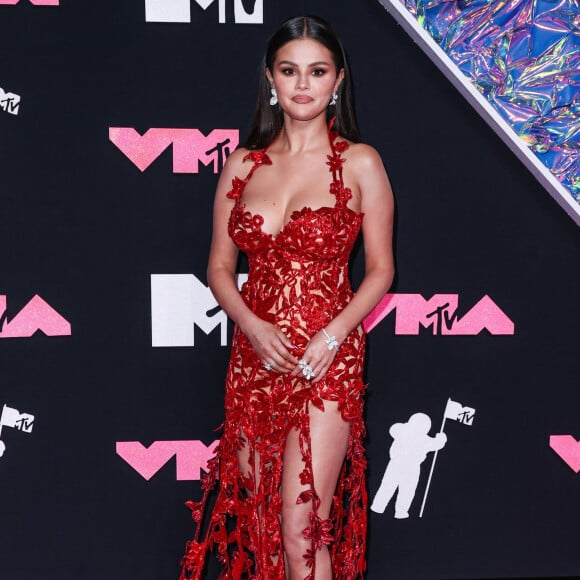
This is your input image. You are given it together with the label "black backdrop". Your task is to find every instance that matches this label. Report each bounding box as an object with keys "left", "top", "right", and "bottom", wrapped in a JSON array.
[{"left": 1, "top": 1, "right": 579, "bottom": 579}]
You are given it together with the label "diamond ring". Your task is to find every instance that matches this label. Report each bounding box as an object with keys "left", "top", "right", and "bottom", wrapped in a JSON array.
[{"left": 299, "top": 359, "right": 315, "bottom": 380}]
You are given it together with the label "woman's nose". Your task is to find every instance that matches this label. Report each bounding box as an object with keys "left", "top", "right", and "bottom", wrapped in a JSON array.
[{"left": 296, "top": 75, "right": 309, "bottom": 90}]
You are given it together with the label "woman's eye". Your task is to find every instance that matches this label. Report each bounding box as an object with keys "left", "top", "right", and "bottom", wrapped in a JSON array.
[
  {"left": 312, "top": 68, "right": 327, "bottom": 76},
  {"left": 281, "top": 68, "right": 295, "bottom": 75}
]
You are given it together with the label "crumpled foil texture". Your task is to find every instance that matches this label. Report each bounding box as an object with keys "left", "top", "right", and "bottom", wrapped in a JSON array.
[{"left": 399, "top": 0, "right": 579, "bottom": 203}]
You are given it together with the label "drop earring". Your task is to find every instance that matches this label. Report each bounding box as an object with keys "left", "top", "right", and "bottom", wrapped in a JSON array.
[
  {"left": 329, "top": 92, "right": 338, "bottom": 106},
  {"left": 269, "top": 88, "right": 278, "bottom": 106}
]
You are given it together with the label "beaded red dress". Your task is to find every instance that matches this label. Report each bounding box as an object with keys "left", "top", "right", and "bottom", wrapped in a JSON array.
[{"left": 180, "top": 127, "right": 368, "bottom": 580}]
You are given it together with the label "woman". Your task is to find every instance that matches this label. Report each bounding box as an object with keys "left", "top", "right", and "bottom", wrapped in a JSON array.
[{"left": 180, "top": 15, "right": 394, "bottom": 580}]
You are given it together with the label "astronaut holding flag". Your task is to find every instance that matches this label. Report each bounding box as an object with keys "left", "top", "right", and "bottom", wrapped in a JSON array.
[
  {"left": 371, "top": 398, "right": 476, "bottom": 519},
  {"left": 370, "top": 412, "right": 447, "bottom": 519},
  {"left": 0, "top": 404, "right": 35, "bottom": 458}
]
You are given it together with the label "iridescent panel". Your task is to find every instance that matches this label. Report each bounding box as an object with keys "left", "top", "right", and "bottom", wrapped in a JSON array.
[{"left": 379, "top": 0, "right": 580, "bottom": 221}]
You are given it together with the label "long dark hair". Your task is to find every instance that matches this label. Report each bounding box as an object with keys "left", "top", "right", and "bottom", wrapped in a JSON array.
[{"left": 244, "top": 15, "right": 360, "bottom": 149}]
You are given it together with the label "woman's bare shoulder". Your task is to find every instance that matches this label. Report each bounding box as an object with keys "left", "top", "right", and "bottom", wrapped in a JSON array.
[
  {"left": 343, "top": 142, "right": 384, "bottom": 170},
  {"left": 217, "top": 147, "right": 262, "bottom": 189},
  {"left": 214, "top": 147, "right": 256, "bottom": 200},
  {"left": 340, "top": 142, "right": 387, "bottom": 192},
  {"left": 223, "top": 146, "right": 252, "bottom": 174}
]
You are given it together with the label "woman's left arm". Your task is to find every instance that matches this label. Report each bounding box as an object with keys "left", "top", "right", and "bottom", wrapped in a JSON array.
[{"left": 296, "top": 144, "right": 395, "bottom": 382}]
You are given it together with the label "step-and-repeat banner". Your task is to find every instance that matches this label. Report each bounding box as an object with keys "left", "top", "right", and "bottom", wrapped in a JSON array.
[{"left": 1, "top": 1, "right": 579, "bottom": 579}]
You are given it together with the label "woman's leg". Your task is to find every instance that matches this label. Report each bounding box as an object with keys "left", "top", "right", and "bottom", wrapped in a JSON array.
[{"left": 281, "top": 400, "right": 350, "bottom": 579}]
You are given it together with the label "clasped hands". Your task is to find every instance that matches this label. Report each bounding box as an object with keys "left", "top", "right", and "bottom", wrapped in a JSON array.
[{"left": 245, "top": 319, "right": 339, "bottom": 383}]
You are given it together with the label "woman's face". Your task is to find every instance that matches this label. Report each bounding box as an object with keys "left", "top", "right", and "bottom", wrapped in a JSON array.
[{"left": 266, "top": 37, "right": 344, "bottom": 122}]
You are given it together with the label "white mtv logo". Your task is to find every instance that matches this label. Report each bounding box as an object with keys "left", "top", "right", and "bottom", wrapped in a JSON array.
[
  {"left": 151, "top": 274, "right": 247, "bottom": 347},
  {"left": 0, "top": 86, "right": 21, "bottom": 116},
  {"left": 145, "top": 0, "right": 263, "bottom": 23}
]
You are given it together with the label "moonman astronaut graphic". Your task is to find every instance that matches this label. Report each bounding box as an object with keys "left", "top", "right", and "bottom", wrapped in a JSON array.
[{"left": 371, "top": 412, "right": 447, "bottom": 518}]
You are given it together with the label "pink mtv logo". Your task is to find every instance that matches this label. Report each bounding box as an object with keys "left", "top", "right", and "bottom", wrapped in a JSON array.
[
  {"left": 0, "top": 295, "right": 71, "bottom": 338},
  {"left": 109, "top": 128, "right": 239, "bottom": 173},
  {"left": 116, "top": 440, "right": 218, "bottom": 481},
  {"left": 549, "top": 435, "right": 580, "bottom": 473},
  {"left": 363, "top": 294, "right": 514, "bottom": 335},
  {"left": 0, "top": 1, "right": 59, "bottom": 5}
]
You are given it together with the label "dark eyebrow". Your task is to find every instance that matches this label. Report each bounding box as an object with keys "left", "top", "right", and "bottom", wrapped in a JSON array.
[{"left": 277, "top": 60, "right": 332, "bottom": 67}]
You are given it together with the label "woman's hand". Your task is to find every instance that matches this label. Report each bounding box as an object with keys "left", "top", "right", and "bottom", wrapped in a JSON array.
[
  {"left": 291, "top": 330, "right": 339, "bottom": 383},
  {"left": 242, "top": 318, "right": 299, "bottom": 373}
]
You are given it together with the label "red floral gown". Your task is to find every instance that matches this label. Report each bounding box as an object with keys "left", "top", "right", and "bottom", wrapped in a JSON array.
[{"left": 180, "top": 128, "right": 368, "bottom": 579}]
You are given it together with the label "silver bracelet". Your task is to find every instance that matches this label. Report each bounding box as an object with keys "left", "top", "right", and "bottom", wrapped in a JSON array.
[{"left": 322, "top": 328, "right": 339, "bottom": 351}]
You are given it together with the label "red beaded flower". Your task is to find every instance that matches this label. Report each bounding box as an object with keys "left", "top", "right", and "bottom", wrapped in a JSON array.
[{"left": 302, "top": 512, "right": 334, "bottom": 551}]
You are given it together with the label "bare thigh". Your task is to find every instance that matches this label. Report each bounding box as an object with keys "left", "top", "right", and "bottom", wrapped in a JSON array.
[{"left": 281, "top": 401, "right": 350, "bottom": 561}]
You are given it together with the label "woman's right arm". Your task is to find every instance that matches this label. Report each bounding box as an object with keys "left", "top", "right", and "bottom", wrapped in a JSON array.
[
  {"left": 207, "top": 148, "right": 254, "bottom": 331},
  {"left": 207, "top": 149, "right": 298, "bottom": 372}
]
